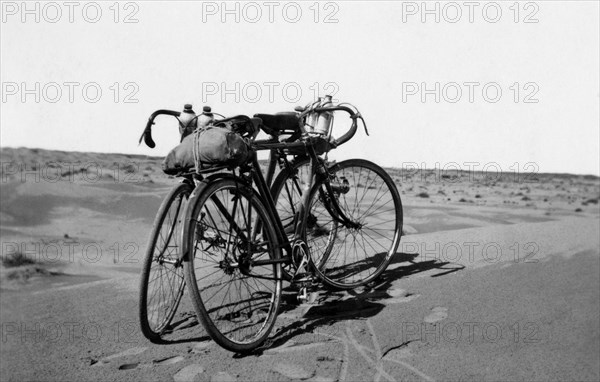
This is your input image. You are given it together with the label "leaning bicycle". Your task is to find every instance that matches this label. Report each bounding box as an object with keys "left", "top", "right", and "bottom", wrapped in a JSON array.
[
  {"left": 137, "top": 107, "right": 262, "bottom": 342},
  {"left": 179, "top": 97, "right": 403, "bottom": 352}
]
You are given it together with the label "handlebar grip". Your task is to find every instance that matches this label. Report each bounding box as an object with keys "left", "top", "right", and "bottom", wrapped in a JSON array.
[
  {"left": 333, "top": 119, "right": 358, "bottom": 147},
  {"left": 139, "top": 109, "right": 181, "bottom": 149},
  {"left": 140, "top": 119, "right": 156, "bottom": 148},
  {"left": 313, "top": 105, "right": 355, "bottom": 115},
  {"left": 312, "top": 105, "right": 361, "bottom": 147}
]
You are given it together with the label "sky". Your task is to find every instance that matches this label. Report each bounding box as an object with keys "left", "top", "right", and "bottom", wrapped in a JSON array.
[{"left": 1, "top": 0, "right": 599, "bottom": 175}]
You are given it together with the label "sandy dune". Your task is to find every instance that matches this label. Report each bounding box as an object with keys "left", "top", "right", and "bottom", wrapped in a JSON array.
[{"left": 1, "top": 147, "right": 599, "bottom": 381}]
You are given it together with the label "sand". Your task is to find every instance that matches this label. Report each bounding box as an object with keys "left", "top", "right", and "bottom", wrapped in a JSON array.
[{"left": 1, "top": 147, "right": 598, "bottom": 381}]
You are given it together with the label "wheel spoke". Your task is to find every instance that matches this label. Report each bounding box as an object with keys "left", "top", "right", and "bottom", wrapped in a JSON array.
[
  {"left": 140, "top": 184, "right": 190, "bottom": 339},
  {"left": 310, "top": 160, "right": 402, "bottom": 288},
  {"left": 185, "top": 180, "right": 281, "bottom": 351}
]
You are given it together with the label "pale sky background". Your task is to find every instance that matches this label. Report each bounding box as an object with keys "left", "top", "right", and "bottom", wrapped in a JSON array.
[{"left": 1, "top": 0, "right": 599, "bottom": 175}]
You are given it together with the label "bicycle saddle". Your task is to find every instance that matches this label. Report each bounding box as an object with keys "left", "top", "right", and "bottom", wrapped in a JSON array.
[
  {"left": 211, "top": 115, "right": 262, "bottom": 138},
  {"left": 253, "top": 112, "right": 300, "bottom": 136}
]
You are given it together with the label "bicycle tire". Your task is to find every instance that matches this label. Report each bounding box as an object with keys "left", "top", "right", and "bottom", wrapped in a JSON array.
[
  {"left": 139, "top": 181, "right": 191, "bottom": 342},
  {"left": 309, "top": 159, "right": 403, "bottom": 289},
  {"left": 183, "top": 178, "right": 282, "bottom": 352}
]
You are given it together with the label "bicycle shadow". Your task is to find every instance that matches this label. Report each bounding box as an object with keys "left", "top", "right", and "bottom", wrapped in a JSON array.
[
  {"left": 316, "top": 251, "right": 464, "bottom": 283},
  {"left": 147, "top": 311, "right": 212, "bottom": 345},
  {"left": 236, "top": 251, "right": 465, "bottom": 357},
  {"left": 155, "top": 252, "right": 465, "bottom": 348}
]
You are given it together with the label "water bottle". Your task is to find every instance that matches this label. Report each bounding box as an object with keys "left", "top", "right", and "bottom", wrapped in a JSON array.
[
  {"left": 305, "top": 97, "right": 321, "bottom": 133},
  {"left": 314, "top": 95, "right": 334, "bottom": 136},
  {"left": 178, "top": 104, "right": 197, "bottom": 138},
  {"left": 197, "top": 106, "right": 214, "bottom": 129}
]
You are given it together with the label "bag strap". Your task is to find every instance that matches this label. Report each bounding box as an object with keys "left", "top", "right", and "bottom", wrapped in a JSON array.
[{"left": 192, "top": 127, "right": 207, "bottom": 173}]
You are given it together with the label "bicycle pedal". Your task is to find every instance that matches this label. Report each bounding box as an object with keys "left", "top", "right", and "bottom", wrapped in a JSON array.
[{"left": 297, "top": 287, "right": 308, "bottom": 303}]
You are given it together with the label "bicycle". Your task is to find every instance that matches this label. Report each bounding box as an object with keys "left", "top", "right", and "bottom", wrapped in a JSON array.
[
  {"left": 137, "top": 109, "right": 262, "bottom": 342},
  {"left": 137, "top": 109, "right": 193, "bottom": 342},
  {"left": 177, "top": 100, "right": 403, "bottom": 352}
]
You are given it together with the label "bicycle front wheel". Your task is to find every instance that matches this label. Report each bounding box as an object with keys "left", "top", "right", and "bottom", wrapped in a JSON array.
[
  {"left": 310, "top": 159, "right": 403, "bottom": 289},
  {"left": 184, "top": 178, "right": 282, "bottom": 353},
  {"left": 139, "top": 181, "right": 191, "bottom": 342}
]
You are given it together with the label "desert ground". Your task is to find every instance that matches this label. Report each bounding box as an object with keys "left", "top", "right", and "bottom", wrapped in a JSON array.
[{"left": 1, "top": 146, "right": 599, "bottom": 381}]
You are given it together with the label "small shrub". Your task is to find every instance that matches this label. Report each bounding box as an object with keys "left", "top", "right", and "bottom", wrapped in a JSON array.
[
  {"left": 521, "top": 196, "right": 531, "bottom": 201},
  {"left": 122, "top": 164, "right": 137, "bottom": 174},
  {"left": 2, "top": 252, "right": 36, "bottom": 268},
  {"left": 416, "top": 192, "right": 429, "bottom": 198},
  {"left": 441, "top": 174, "right": 457, "bottom": 180}
]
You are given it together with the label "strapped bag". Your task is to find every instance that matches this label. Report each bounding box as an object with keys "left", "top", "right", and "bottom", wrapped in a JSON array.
[{"left": 162, "top": 125, "right": 250, "bottom": 175}]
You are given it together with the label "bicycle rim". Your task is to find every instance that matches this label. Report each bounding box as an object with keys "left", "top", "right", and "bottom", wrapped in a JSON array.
[
  {"left": 139, "top": 182, "right": 189, "bottom": 341},
  {"left": 184, "top": 178, "right": 282, "bottom": 352},
  {"left": 311, "top": 159, "right": 402, "bottom": 289}
]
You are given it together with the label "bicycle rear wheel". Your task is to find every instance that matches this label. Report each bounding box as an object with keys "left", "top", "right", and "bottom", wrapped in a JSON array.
[
  {"left": 184, "top": 178, "right": 282, "bottom": 352},
  {"left": 310, "top": 159, "right": 402, "bottom": 289},
  {"left": 139, "top": 181, "right": 190, "bottom": 342}
]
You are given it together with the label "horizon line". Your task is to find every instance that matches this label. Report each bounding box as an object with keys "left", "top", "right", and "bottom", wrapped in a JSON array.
[{"left": 1, "top": 145, "right": 599, "bottom": 178}]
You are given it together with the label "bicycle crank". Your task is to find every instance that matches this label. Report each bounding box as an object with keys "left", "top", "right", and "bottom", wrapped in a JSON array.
[{"left": 291, "top": 240, "right": 310, "bottom": 279}]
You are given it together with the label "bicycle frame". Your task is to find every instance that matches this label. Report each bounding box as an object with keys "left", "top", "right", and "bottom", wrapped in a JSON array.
[
  {"left": 237, "top": 132, "right": 362, "bottom": 275},
  {"left": 248, "top": 144, "right": 317, "bottom": 269}
]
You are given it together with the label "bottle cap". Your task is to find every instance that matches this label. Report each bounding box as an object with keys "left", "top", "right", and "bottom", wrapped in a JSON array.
[
  {"left": 184, "top": 104, "right": 193, "bottom": 110},
  {"left": 203, "top": 106, "right": 212, "bottom": 112}
]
